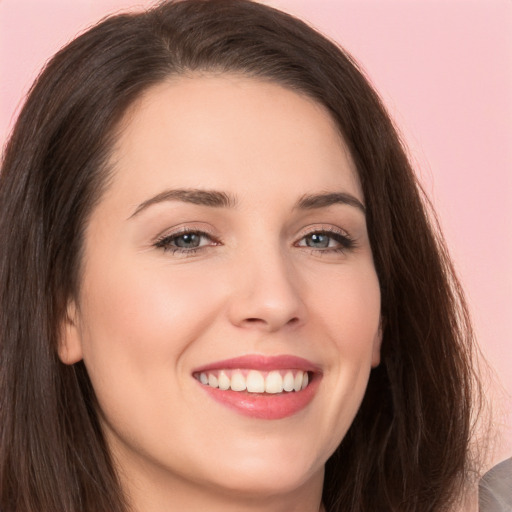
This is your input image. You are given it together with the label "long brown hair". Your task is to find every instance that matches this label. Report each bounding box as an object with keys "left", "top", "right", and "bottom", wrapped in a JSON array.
[{"left": 0, "top": 1, "right": 478, "bottom": 510}]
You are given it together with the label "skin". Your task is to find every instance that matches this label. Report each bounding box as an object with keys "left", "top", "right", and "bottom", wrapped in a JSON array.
[{"left": 60, "top": 74, "right": 382, "bottom": 512}]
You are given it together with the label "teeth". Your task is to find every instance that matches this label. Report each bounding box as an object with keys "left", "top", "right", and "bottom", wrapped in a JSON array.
[
  {"left": 208, "top": 373, "right": 218, "bottom": 388},
  {"left": 246, "top": 370, "right": 265, "bottom": 393},
  {"left": 283, "top": 371, "right": 295, "bottom": 392},
  {"left": 197, "top": 369, "right": 310, "bottom": 394},
  {"left": 301, "top": 371, "right": 309, "bottom": 390},
  {"left": 230, "top": 371, "right": 246, "bottom": 391},
  {"left": 293, "top": 371, "right": 303, "bottom": 392},
  {"left": 218, "top": 371, "right": 230, "bottom": 390},
  {"left": 265, "top": 371, "right": 283, "bottom": 394}
]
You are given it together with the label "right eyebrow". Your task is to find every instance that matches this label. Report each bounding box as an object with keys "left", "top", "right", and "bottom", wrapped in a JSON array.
[{"left": 128, "top": 188, "right": 237, "bottom": 219}]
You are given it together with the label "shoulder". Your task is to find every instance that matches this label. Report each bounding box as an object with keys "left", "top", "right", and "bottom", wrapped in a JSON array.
[{"left": 478, "top": 457, "right": 512, "bottom": 511}]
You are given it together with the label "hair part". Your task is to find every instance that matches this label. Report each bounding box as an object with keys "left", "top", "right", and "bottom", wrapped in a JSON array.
[{"left": 0, "top": 1, "right": 479, "bottom": 510}]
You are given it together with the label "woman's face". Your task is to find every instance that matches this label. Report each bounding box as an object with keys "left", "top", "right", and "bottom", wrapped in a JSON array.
[{"left": 61, "top": 75, "right": 381, "bottom": 508}]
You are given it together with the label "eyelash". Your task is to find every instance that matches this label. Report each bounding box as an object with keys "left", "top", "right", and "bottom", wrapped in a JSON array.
[
  {"left": 154, "top": 228, "right": 219, "bottom": 256},
  {"left": 153, "top": 227, "right": 356, "bottom": 256},
  {"left": 295, "top": 228, "right": 356, "bottom": 254}
]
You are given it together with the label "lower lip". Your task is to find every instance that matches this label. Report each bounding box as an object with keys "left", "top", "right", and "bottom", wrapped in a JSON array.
[{"left": 197, "top": 375, "right": 320, "bottom": 420}]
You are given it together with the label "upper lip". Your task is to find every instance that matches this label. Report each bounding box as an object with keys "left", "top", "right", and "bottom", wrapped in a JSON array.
[{"left": 192, "top": 354, "right": 321, "bottom": 374}]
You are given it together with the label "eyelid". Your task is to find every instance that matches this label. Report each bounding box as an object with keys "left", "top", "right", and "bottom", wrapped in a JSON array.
[
  {"left": 296, "top": 224, "right": 352, "bottom": 240},
  {"left": 294, "top": 224, "right": 357, "bottom": 251},
  {"left": 153, "top": 225, "right": 222, "bottom": 255},
  {"left": 153, "top": 223, "right": 218, "bottom": 243},
  {"left": 151, "top": 223, "right": 356, "bottom": 256}
]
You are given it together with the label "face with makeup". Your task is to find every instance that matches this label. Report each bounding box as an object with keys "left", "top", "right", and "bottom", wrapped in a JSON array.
[{"left": 59, "top": 75, "right": 382, "bottom": 511}]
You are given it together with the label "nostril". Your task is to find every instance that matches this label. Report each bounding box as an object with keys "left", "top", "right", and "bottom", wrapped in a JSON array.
[
  {"left": 245, "top": 318, "right": 265, "bottom": 324},
  {"left": 243, "top": 316, "right": 299, "bottom": 327}
]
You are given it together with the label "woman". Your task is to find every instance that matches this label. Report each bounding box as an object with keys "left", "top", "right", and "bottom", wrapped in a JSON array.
[{"left": 0, "top": 1, "right": 480, "bottom": 510}]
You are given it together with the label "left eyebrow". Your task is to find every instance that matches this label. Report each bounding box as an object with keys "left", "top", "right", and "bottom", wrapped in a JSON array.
[{"left": 295, "top": 192, "right": 365, "bottom": 214}]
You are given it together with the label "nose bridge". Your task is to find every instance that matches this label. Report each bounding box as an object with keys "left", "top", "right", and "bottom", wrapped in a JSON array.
[{"left": 227, "top": 238, "right": 305, "bottom": 331}]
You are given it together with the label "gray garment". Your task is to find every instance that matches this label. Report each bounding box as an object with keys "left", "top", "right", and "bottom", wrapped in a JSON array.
[{"left": 479, "top": 457, "right": 512, "bottom": 511}]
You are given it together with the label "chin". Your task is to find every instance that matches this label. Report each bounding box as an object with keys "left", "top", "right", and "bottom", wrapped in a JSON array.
[{"left": 196, "top": 452, "right": 324, "bottom": 499}]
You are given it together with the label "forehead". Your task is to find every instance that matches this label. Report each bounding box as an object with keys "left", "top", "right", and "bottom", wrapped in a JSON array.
[{"left": 106, "top": 73, "right": 362, "bottom": 210}]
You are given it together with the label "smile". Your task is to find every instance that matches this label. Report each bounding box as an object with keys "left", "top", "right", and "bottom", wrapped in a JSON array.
[
  {"left": 194, "top": 369, "right": 309, "bottom": 394},
  {"left": 192, "top": 355, "right": 321, "bottom": 419}
]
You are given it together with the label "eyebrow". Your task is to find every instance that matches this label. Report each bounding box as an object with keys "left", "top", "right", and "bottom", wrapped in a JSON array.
[
  {"left": 129, "top": 188, "right": 365, "bottom": 219},
  {"left": 129, "top": 189, "right": 237, "bottom": 218},
  {"left": 295, "top": 192, "right": 365, "bottom": 213}
]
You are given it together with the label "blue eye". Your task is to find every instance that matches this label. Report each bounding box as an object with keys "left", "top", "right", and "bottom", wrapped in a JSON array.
[
  {"left": 297, "top": 230, "right": 355, "bottom": 252},
  {"left": 172, "top": 233, "right": 202, "bottom": 249},
  {"left": 155, "top": 230, "right": 215, "bottom": 253},
  {"left": 304, "top": 233, "right": 332, "bottom": 248}
]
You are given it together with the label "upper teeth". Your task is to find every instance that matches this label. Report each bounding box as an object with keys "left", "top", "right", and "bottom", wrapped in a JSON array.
[{"left": 196, "top": 369, "right": 309, "bottom": 394}]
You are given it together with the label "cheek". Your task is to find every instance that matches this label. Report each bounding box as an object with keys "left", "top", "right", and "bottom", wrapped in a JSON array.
[
  {"left": 77, "top": 257, "right": 226, "bottom": 385},
  {"left": 307, "top": 262, "right": 381, "bottom": 345},
  {"left": 74, "top": 257, "right": 233, "bottom": 462},
  {"left": 330, "top": 269, "right": 381, "bottom": 383},
  {"left": 305, "top": 265, "right": 381, "bottom": 441}
]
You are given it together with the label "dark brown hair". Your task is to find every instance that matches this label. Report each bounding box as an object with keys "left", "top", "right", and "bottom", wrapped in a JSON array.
[{"left": 0, "top": 1, "right": 478, "bottom": 510}]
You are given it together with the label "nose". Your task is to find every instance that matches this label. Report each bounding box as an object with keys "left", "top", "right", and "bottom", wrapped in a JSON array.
[{"left": 226, "top": 249, "right": 306, "bottom": 332}]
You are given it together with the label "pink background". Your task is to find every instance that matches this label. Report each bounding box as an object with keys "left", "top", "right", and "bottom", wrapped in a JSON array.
[{"left": 1, "top": 0, "right": 511, "bottom": 463}]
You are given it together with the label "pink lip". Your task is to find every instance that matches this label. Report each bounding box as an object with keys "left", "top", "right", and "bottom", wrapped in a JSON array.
[
  {"left": 193, "top": 355, "right": 322, "bottom": 420},
  {"left": 193, "top": 354, "right": 321, "bottom": 374}
]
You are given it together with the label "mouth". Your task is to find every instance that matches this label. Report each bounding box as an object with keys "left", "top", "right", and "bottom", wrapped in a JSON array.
[
  {"left": 192, "top": 355, "right": 321, "bottom": 420},
  {"left": 193, "top": 368, "right": 310, "bottom": 394}
]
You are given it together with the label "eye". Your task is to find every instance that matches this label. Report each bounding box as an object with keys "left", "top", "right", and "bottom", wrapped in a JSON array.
[
  {"left": 170, "top": 232, "right": 204, "bottom": 249},
  {"left": 302, "top": 233, "right": 335, "bottom": 249},
  {"left": 154, "top": 229, "right": 218, "bottom": 254},
  {"left": 296, "top": 229, "right": 355, "bottom": 252}
]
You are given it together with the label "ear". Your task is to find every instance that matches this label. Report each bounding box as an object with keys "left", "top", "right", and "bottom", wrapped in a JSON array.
[
  {"left": 371, "top": 319, "right": 383, "bottom": 368},
  {"left": 58, "top": 300, "right": 84, "bottom": 365}
]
